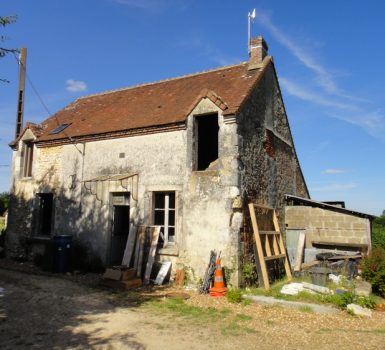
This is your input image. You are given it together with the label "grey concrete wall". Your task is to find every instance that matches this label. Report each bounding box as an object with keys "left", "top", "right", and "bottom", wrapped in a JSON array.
[{"left": 285, "top": 206, "right": 371, "bottom": 248}]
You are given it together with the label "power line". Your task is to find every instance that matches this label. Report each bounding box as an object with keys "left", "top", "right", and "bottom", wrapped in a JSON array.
[{"left": 12, "top": 52, "right": 83, "bottom": 155}]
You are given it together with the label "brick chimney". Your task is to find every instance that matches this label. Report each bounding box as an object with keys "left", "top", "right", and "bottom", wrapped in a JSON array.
[{"left": 248, "top": 36, "right": 268, "bottom": 70}]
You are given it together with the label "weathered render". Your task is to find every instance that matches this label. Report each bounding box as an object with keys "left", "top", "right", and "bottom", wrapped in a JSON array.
[{"left": 7, "top": 37, "right": 308, "bottom": 285}]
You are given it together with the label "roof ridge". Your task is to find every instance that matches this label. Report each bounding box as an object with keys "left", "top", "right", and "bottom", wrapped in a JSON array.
[{"left": 76, "top": 62, "right": 247, "bottom": 101}]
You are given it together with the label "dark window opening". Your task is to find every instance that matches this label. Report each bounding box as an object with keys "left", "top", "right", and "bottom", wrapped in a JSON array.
[
  {"left": 196, "top": 114, "right": 219, "bottom": 170},
  {"left": 22, "top": 141, "right": 34, "bottom": 177},
  {"left": 153, "top": 192, "right": 176, "bottom": 246},
  {"left": 37, "top": 193, "right": 53, "bottom": 235}
]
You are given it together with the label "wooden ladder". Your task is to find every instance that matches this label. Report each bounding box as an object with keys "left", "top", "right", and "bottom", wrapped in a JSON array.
[{"left": 248, "top": 203, "right": 292, "bottom": 289}]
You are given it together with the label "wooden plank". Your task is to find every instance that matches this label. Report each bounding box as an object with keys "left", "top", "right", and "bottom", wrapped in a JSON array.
[
  {"left": 133, "top": 226, "right": 146, "bottom": 270},
  {"left": 272, "top": 234, "right": 280, "bottom": 255},
  {"left": 154, "top": 261, "right": 172, "bottom": 285},
  {"left": 259, "top": 230, "right": 280, "bottom": 235},
  {"left": 293, "top": 231, "right": 306, "bottom": 272},
  {"left": 248, "top": 203, "right": 270, "bottom": 289},
  {"left": 264, "top": 236, "right": 272, "bottom": 257},
  {"left": 143, "top": 226, "right": 161, "bottom": 284},
  {"left": 103, "top": 268, "right": 121, "bottom": 280},
  {"left": 272, "top": 210, "right": 292, "bottom": 280},
  {"left": 264, "top": 253, "right": 286, "bottom": 261},
  {"left": 121, "top": 224, "right": 137, "bottom": 267},
  {"left": 136, "top": 226, "right": 146, "bottom": 277}
]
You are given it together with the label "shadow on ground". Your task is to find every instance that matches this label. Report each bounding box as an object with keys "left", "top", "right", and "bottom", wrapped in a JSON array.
[{"left": 0, "top": 264, "right": 168, "bottom": 349}]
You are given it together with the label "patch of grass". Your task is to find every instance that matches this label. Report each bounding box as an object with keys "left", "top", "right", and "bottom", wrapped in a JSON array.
[
  {"left": 227, "top": 289, "right": 243, "bottom": 303},
  {"left": 145, "top": 297, "right": 256, "bottom": 337},
  {"left": 318, "top": 328, "right": 385, "bottom": 335},
  {"left": 298, "top": 305, "right": 313, "bottom": 313},
  {"left": 235, "top": 313, "right": 252, "bottom": 321},
  {"left": 241, "top": 298, "right": 252, "bottom": 306}
]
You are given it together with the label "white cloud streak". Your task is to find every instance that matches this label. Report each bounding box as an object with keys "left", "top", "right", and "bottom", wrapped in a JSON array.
[
  {"left": 66, "top": 79, "right": 87, "bottom": 93},
  {"left": 322, "top": 169, "right": 346, "bottom": 174},
  {"left": 256, "top": 9, "right": 385, "bottom": 140},
  {"left": 312, "top": 182, "right": 357, "bottom": 192}
]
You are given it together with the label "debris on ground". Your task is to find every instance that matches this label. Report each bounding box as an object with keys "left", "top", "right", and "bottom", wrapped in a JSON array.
[{"left": 347, "top": 303, "right": 373, "bottom": 317}]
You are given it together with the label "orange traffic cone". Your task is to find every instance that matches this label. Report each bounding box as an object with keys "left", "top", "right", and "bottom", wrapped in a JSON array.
[{"left": 209, "top": 258, "right": 228, "bottom": 297}]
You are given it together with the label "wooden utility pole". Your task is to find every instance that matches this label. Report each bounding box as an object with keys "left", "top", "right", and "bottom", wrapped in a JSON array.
[{"left": 15, "top": 47, "right": 27, "bottom": 139}]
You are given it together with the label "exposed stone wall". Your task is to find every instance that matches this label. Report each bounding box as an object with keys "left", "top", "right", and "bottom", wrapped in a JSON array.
[
  {"left": 7, "top": 98, "right": 243, "bottom": 285},
  {"left": 285, "top": 206, "right": 371, "bottom": 248},
  {"left": 237, "top": 64, "right": 309, "bottom": 228}
]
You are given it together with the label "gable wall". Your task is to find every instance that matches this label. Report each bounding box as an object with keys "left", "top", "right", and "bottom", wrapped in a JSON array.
[{"left": 237, "top": 64, "right": 309, "bottom": 229}]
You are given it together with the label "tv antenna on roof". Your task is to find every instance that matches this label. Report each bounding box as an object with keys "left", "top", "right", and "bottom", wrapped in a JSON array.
[{"left": 248, "top": 9, "right": 256, "bottom": 54}]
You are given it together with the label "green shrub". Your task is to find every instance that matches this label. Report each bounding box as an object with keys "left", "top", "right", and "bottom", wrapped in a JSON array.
[
  {"left": 325, "top": 292, "right": 355, "bottom": 308},
  {"left": 355, "top": 295, "right": 376, "bottom": 309},
  {"left": 361, "top": 247, "right": 385, "bottom": 297},
  {"left": 242, "top": 262, "right": 257, "bottom": 286},
  {"left": 227, "top": 289, "right": 243, "bottom": 303},
  {"left": 372, "top": 222, "right": 385, "bottom": 249}
]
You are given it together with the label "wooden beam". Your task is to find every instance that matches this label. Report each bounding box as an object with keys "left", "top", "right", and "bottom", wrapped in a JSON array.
[
  {"left": 248, "top": 203, "right": 270, "bottom": 289},
  {"left": 143, "top": 226, "right": 161, "bottom": 284},
  {"left": 121, "top": 224, "right": 137, "bottom": 267}
]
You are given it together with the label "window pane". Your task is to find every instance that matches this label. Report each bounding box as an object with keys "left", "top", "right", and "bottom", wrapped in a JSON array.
[
  {"left": 168, "top": 193, "right": 175, "bottom": 208},
  {"left": 155, "top": 193, "right": 165, "bottom": 208},
  {"left": 168, "top": 227, "right": 175, "bottom": 242},
  {"left": 154, "top": 210, "right": 165, "bottom": 225},
  {"left": 168, "top": 210, "right": 175, "bottom": 226}
]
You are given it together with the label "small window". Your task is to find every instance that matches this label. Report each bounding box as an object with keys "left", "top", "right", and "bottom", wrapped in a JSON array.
[
  {"left": 195, "top": 113, "right": 219, "bottom": 170},
  {"left": 36, "top": 193, "right": 54, "bottom": 235},
  {"left": 22, "top": 140, "right": 34, "bottom": 177},
  {"left": 153, "top": 192, "right": 176, "bottom": 246},
  {"left": 49, "top": 123, "right": 70, "bottom": 135}
]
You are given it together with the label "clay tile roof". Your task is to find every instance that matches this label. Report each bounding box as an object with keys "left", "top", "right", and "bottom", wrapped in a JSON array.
[{"left": 32, "top": 59, "right": 271, "bottom": 144}]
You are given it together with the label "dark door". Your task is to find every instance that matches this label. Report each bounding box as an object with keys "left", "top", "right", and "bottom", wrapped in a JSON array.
[{"left": 110, "top": 205, "right": 130, "bottom": 265}]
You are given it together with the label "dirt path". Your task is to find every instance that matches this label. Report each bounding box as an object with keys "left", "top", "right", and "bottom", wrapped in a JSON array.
[{"left": 1, "top": 268, "right": 385, "bottom": 349}]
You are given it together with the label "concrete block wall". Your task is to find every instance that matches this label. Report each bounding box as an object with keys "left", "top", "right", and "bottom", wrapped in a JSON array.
[{"left": 285, "top": 206, "right": 371, "bottom": 247}]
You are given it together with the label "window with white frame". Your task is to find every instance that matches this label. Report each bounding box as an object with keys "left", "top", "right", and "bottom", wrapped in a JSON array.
[{"left": 153, "top": 192, "right": 175, "bottom": 246}]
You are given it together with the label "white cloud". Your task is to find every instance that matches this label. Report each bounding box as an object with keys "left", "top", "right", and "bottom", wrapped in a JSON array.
[
  {"left": 66, "top": 79, "right": 87, "bottom": 93},
  {"left": 312, "top": 182, "right": 357, "bottom": 192},
  {"left": 322, "top": 169, "right": 346, "bottom": 174},
  {"left": 256, "top": 10, "right": 385, "bottom": 140},
  {"left": 256, "top": 10, "right": 340, "bottom": 95},
  {"left": 279, "top": 78, "right": 356, "bottom": 111}
]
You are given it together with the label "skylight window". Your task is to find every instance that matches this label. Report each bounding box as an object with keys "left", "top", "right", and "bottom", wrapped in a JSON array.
[{"left": 49, "top": 123, "right": 71, "bottom": 135}]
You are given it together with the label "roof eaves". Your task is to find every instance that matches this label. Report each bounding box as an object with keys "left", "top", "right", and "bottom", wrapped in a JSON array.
[{"left": 285, "top": 194, "right": 376, "bottom": 219}]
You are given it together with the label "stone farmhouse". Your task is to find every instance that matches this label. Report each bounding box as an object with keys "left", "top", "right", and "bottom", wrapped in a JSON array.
[{"left": 7, "top": 37, "right": 309, "bottom": 284}]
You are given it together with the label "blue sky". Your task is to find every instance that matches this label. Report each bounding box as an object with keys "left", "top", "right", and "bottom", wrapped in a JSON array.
[{"left": 1, "top": 0, "right": 384, "bottom": 215}]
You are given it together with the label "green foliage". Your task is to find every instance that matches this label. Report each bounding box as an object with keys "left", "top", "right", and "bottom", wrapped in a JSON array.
[
  {"left": 227, "top": 289, "right": 243, "bottom": 303},
  {"left": 242, "top": 262, "right": 257, "bottom": 286},
  {"left": 1, "top": 15, "right": 17, "bottom": 83},
  {"left": 362, "top": 247, "right": 385, "bottom": 297},
  {"left": 372, "top": 211, "right": 385, "bottom": 249},
  {"left": 0, "top": 217, "right": 5, "bottom": 233},
  {"left": 325, "top": 292, "right": 354, "bottom": 308},
  {"left": 223, "top": 266, "right": 234, "bottom": 287},
  {"left": 0, "top": 192, "right": 9, "bottom": 216},
  {"left": 355, "top": 295, "right": 377, "bottom": 309}
]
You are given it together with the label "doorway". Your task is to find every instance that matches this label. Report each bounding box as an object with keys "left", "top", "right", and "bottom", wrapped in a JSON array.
[{"left": 110, "top": 193, "right": 130, "bottom": 265}]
